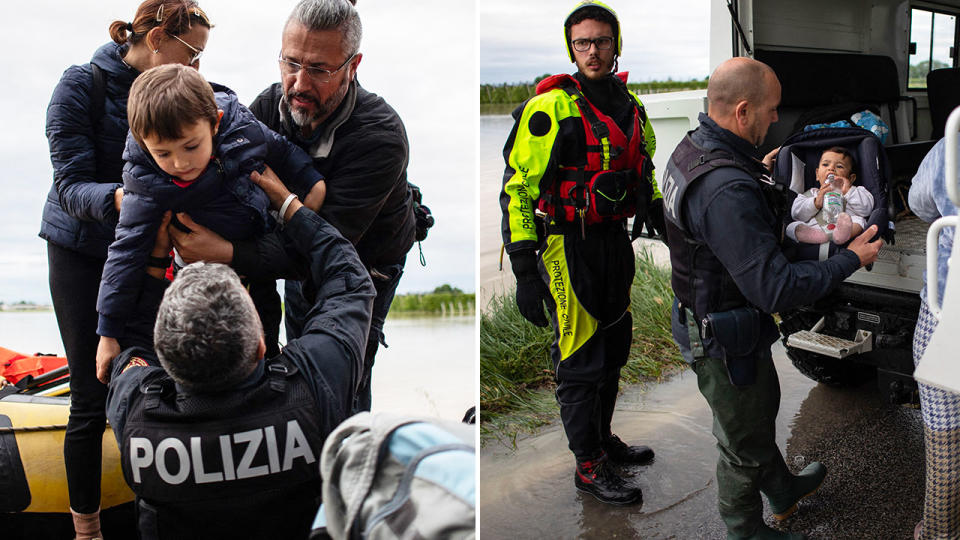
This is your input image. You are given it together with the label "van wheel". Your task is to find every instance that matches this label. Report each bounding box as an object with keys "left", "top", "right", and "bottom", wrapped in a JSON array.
[
  {"left": 783, "top": 345, "right": 873, "bottom": 386},
  {"left": 779, "top": 309, "right": 875, "bottom": 386}
]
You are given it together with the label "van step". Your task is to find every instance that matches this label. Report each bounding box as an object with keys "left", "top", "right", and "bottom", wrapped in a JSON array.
[{"left": 785, "top": 317, "right": 873, "bottom": 359}]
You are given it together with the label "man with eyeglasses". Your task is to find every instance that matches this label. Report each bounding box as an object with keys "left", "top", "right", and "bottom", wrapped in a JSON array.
[
  {"left": 499, "top": 0, "right": 663, "bottom": 505},
  {"left": 173, "top": 0, "right": 414, "bottom": 413}
]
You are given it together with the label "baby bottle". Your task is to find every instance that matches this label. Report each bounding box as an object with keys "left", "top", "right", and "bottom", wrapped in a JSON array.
[{"left": 823, "top": 173, "right": 843, "bottom": 225}]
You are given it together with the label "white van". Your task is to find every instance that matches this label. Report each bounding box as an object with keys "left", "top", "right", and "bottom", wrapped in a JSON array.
[{"left": 645, "top": 0, "right": 960, "bottom": 403}]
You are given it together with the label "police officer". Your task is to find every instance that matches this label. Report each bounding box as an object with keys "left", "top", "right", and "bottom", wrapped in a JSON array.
[
  {"left": 499, "top": 1, "right": 662, "bottom": 505},
  {"left": 102, "top": 167, "right": 375, "bottom": 540},
  {"left": 662, "top": 57, "right": 883, "bottom": 539}
]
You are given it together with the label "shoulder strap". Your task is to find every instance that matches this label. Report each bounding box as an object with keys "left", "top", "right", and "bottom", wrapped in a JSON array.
[{"left": 89, "top": 62, "right": 107, "bottom": 132}]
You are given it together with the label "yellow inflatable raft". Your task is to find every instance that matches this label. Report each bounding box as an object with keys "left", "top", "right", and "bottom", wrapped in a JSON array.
[{"left": 0, "top": 393, "right": 133, "bottom": 513}]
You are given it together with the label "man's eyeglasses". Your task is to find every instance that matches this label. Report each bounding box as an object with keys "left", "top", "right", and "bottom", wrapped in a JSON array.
[
  {"left": 167, "top": 32, "right": 203, "bottom": 64},
  {"left": 571, "top": 37, "right": 614, "bottom": 52},
  {"left": 278, "top": 53, "right": 357, "bottom": 84}
]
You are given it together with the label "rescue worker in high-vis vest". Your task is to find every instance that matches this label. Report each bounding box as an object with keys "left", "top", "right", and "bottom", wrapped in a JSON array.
[
  {"left": 662, "top": 57, "right": 882, "bottom": 539},
  {"left": 103, "top": 171, "right": 375, "bottom": 540},
  {"left": 499, "top": 1, "right": 664, "bottom": 505}
]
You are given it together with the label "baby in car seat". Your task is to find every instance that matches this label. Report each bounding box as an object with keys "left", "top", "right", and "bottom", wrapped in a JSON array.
[{"left": 786, "top": 146, "right": 874, "bottom": 245}]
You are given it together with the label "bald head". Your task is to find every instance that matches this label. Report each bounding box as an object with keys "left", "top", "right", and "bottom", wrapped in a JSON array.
[
  {"left": 707, "top": 57, "right": 781, "bottom": 146},
  {"left": 708, "top": 57, "right": 776, "bottom": 116}
]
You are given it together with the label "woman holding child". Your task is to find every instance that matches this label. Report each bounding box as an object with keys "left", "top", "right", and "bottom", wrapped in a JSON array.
[{"left": 39, "top": 1, "right": 211, "bottom": 537}]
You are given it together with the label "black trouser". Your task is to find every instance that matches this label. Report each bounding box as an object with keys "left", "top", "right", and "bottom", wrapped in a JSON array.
[
  {"left": 284, "top": 257, "right": 405, "bottom": 412},
  {"left": 48, "top": 242, "right": 107, "bottom": 514},
  {"left": 247, "top": 279, "right": 282, "bottom": 358},
  {"left": 539, "top": 223, "right": 635, "bottom": 460}
]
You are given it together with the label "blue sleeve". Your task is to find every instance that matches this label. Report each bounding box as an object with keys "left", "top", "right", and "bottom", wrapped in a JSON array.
[
  {"left": 261, "top": 122, "right": 324, "bottom": 199},
  {"left": 910, "top": 138, "right": 959, "bottom": 222},
  {"left": 693, "top": 179, "right": 861, "bottom": 314},
  {"left": 96, "top": 184, "right": 165, "bottom": 338},
  {"left": 281, "top": 208, "right": 375, "bottom": 398},
  {"left": 45, "top": 64, "right": 121, "bottom": 223}
]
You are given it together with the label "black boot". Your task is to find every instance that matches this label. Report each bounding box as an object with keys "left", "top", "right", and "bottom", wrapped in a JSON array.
[
  {"left": 602, "top": 433, "right": 655, "bottom": 464},
  {"left": 574, "top": 453, "right": 643, "bottom": 505}
]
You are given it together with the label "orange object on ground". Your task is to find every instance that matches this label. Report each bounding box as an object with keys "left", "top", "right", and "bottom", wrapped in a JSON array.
[{"left": 0, "top": 346, "right": 68, "bottom": 385}]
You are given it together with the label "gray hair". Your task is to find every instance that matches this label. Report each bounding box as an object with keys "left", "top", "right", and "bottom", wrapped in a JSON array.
[
  {"left": 153, "top": 262, "right": 263, "bottom": 393},
  {"left": 287, "top": 0, "right": 362, "bottom": 57}
]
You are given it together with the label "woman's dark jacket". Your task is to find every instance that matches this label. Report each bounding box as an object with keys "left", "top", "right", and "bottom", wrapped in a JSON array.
[
  {"left": 96, "top": 88, "right": 323, "bottom": 338},
  {"left": 40, "top": 42, "right": 139, "bottom": 256}
]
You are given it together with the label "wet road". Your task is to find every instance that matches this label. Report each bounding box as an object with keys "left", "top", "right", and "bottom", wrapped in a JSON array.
[{"left": 479, "top": 343, "right": 924, "bottom": 539}]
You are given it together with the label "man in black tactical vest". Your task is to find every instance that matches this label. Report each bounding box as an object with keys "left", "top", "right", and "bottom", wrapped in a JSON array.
[
  {"left": 662, "top": 57, "right": 883, "bottom": 539},
  {"left": 499, "top": 1, "right": 663, "bottom": 506},
  {"left": 103, "top": 169, "right": 375, "bottom": 540}
]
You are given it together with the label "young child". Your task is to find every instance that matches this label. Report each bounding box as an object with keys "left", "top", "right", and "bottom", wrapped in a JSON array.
[
  {"left": 787, "top": 146, "right": 874, "bottom": 245},
  {"left": 96, "top": 64, "right": 326, "bottom": 363}
]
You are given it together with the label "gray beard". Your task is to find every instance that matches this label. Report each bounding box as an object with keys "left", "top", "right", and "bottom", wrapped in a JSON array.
[
  {"left": 286, "top": 77, "right": 351, "bottom": 132},
  {"left": 288, "top": 105, "right": 318, "bottom": 128}
]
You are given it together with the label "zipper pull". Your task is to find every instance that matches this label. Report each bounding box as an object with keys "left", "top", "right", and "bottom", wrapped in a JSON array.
[{"left": 579, "top": 208, "right": 585, "bottom": 239}]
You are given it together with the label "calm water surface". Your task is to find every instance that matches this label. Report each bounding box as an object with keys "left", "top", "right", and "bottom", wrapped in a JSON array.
[{"left": 0, "top": 311, "right": 475, "bottom": 422}]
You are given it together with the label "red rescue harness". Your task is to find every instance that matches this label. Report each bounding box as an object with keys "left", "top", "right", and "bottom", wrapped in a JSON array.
[{"left": 534, "top": 73, "right": 652, "bottom": 226}]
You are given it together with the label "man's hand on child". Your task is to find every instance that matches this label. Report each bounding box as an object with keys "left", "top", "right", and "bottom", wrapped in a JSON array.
[
  {"left": 250, "top": 166, "right": 304, "bottom": 223},
  {"left": 169, "top": 213, "right": 233, "bottom": 265},
  {"left": 250, "top": 166, "right": 290, "bottom": 209}
]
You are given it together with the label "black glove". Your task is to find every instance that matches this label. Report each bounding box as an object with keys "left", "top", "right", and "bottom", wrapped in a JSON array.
[
  {"left": 631, "top": 198, "right": 666, "bottom": 241},
  {"left": 509, "top": 250, "right": 553, "bottom": 328},
  {"left": 646, "top": 197, "right": 665, "bottom": 239}
]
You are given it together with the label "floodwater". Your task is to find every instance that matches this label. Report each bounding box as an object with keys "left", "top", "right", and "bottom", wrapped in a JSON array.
[
  {"left": 479, "top": 115, "right": 515, "bottom": 311},
  {"left": 479, "top": 343, "right": 925, "bottom": 539},
  {"left": 0, "top": 310, "right": 475, "bottom": 422}
]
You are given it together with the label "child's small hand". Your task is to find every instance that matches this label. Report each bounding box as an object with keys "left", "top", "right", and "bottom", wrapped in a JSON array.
[
  {"left": 814, "top": 184, "right": 833, "bottom": 209},
  {"left": 833, "top": 175, "right": 852, "bottom": 194}
]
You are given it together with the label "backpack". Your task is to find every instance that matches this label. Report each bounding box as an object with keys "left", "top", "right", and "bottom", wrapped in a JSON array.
[
  {"left": 409, "top": 183, "right": 435, "bottom": 266},
  {"left": 311, "top": 412, "right": 476, "bottom": 540}
]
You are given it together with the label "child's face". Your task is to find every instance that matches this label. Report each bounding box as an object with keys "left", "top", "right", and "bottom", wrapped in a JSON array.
[
  {"left": 143, "top": 119, "right": 216, "bottom": 182},
  {"left": 816, "top": 151, "right": 857, "bottom": 185}
]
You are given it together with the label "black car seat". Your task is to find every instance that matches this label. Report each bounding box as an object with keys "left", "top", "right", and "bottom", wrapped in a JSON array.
[{"left": 773, "top": 127, "right": 890, "bottom": 260}]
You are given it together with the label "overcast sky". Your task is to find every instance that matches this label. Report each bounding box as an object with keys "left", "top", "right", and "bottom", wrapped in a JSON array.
[
  {"left": 480, "top": 0, "right": 711, "bottom": 84},
  {"left": 0, "top": 0, "right": 476, "bottom": 302}
]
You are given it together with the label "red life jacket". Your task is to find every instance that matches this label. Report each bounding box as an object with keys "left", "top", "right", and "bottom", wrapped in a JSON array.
[{"left": 534, "top": 72, "right": 652, "bottom": 225}]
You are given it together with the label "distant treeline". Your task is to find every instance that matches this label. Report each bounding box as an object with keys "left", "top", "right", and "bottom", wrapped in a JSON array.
[
  {"left": 480, "top": 74, "right": 709, "bottom": 105},
  {"left": 390, "top": 284, "right": 475, "bottom": 316}
]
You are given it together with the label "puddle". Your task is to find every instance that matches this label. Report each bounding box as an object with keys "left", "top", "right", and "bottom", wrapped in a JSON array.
[{"left": 480, "top": 343, "right": 922, "bottom": 538}]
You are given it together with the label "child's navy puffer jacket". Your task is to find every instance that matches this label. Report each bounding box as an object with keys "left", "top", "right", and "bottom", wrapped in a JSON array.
[{"left": 96, "top": 86, "right": 324, "bottom": 339}]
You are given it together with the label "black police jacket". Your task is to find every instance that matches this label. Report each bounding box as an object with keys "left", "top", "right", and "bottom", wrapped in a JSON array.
[
  {"left": 106, "top": 208, "right": 375, "bottom": 539},
  {"left": 664, "top": 113, "right": 860, "bottom": 358}
]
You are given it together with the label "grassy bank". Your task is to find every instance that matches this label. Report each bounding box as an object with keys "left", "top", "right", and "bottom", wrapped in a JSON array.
[
  {"left": 390, "top": 285, "right": 475, "bottom": 316},
  {"left": 480, "top": 248, "right": 684, "bottom": 441}
]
